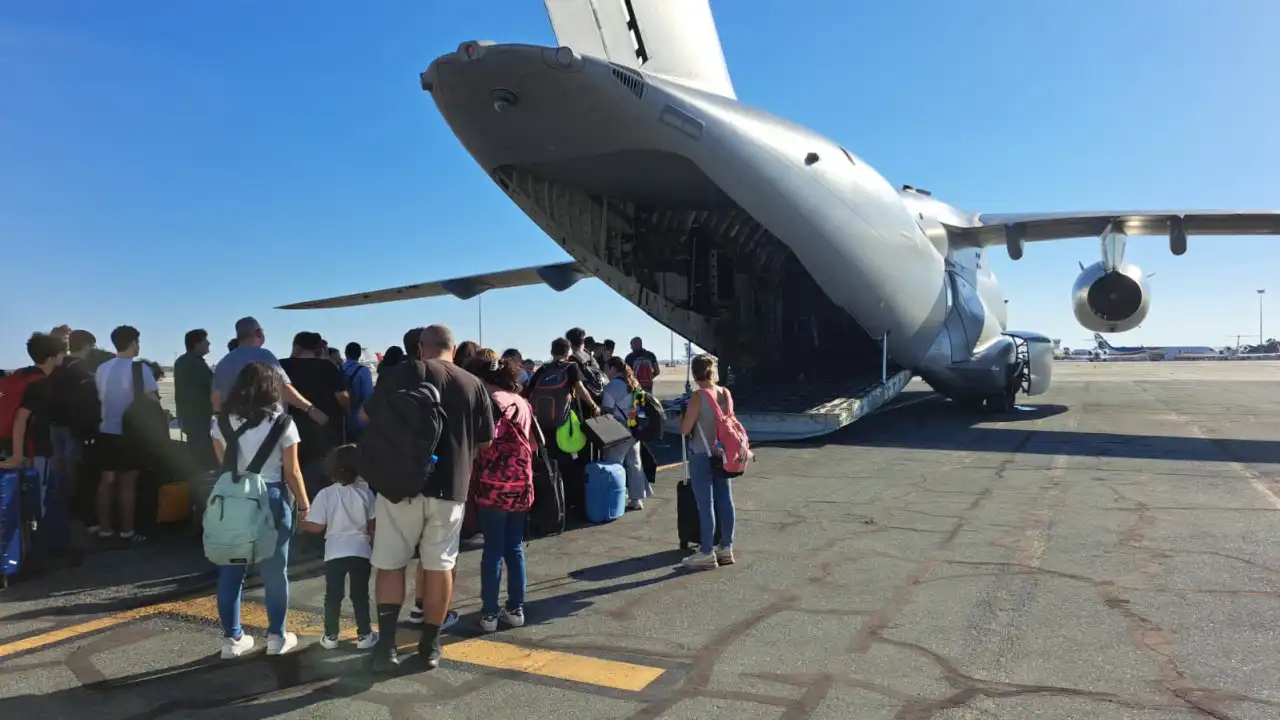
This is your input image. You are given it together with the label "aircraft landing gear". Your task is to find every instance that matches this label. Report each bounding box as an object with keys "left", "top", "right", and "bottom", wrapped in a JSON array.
[{"left": 984, "top": 388, "right": 1017, "bottom": 413}]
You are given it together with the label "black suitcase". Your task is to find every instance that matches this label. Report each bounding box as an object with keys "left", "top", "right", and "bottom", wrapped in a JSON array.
[
  {"left": 529, "top": 423, "right": 566, "bottom": 538},
  {"left": 677, "top": 476, "right": 721, "bottom": 551}
]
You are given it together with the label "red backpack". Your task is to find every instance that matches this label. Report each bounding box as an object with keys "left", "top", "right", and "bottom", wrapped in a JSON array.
[
  {"left": 472, "top": 396, "right": 535, "bottom": 513},
  {"left": 697, "top": 388, "right": 751, "bottom": 477},
  {"left": 0, "top": 368, "right": 45, "bottom": 456},
  {"left": 633, "top": 358, "right": 656, "bottom": 391}
]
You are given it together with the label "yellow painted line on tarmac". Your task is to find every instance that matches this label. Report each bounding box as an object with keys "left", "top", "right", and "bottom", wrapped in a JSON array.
[
  {"left": 444, "top": 637, "right": 665, "bottom": 691},
  {"left": 657, "top": 462, "right": 681, "bottom": 472},
  {"left": 0, "top": 604, "right": 165, "bottom": 659},
  {"left": 0, "top": 597, "right": 667, "bottom": 692}
]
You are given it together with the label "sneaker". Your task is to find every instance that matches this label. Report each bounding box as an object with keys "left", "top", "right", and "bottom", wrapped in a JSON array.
[
  {"left": 220, "top": 634, "right": 254, "bottom": 660},
  {"left": 407, "top": 602, "right": 424, "bottom": 625},
  {"left": 479, "top": 614, "right": 499, "bottom": 633},
  {"left": 440, "top": 609, "right": 459, "bottom": 631},
  {"left": 369, "top": 645, "right": 401, "bottom": 673},
  {"left": 408, "top": 606, "right": 457, "bottom": 630},
  {"left": 626, "top": 500, "right": 644, "bottom": 511},
  {"left": 266, "top": 632, "right": 298, "bottom": 656},
  {"left": 714, "top": 545, "right": 735, "bottom": 565},
  {"left": 320, "top": 635, "right": 340, "bottom": 650},
  {"left": 681, "top": 551, "right": 719, "bottom": 570},
  {"left": 356, "top": 632, "right": 379, "bottom": 650},
  {"left": 418, "top": 635, "right": 442, "bottom": 670},
  {"left": 501, "top": 607, "right": 525, "bottom": 628}
]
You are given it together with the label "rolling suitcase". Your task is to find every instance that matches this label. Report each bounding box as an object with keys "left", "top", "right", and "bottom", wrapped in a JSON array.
[
  {"left": 676, "top": 438, "right": 720, "bottom": 551},
  {"left": 584, "top": 461, "right": 626, "bottom": 523},
  {"left": 529, "top": 442, "right": 565, "bottom": 537},
  {"left": 1, "top": 467, "right": 41, "bottom": 588}
]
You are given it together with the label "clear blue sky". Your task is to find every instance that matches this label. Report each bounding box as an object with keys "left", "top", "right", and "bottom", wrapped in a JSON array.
[{"left": 2, "top": 0, "right": 1277, "bottom": 367}]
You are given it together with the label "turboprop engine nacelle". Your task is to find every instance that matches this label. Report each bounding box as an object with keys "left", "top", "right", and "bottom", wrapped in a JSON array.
[{"left": 1071, "top": 261, "right": 1150, "bottom": 334}]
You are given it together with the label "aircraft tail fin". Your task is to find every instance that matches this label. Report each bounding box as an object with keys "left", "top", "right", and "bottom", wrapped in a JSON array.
[
  {"left": 544, "top": 0, "right": 736, "bottom": 98},
  {"left": 1093, "top": 333, "right": 1113, "bottom": 350}
]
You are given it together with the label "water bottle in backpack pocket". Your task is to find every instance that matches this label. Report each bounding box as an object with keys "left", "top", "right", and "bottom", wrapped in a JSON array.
[
  {"left": 584, "top": 461, "right": 626, "bottom": 523},
  {"left": 202, "top": 414, "right": 291, "bottom": 566}
]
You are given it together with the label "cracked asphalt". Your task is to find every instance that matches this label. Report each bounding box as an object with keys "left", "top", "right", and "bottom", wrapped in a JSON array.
[{"left": 1, "top": 361, "right": 1278, "bottom": 719}]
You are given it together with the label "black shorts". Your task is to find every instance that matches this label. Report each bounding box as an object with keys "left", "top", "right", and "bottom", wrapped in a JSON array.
[{"left": 94, "top": 433, "right": 140, "bottom": 473}]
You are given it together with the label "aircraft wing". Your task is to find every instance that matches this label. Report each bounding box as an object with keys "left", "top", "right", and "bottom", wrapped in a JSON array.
[
  {"left": 946, "top": 210, "right": 1280, "bottom": 249},
  {"left": 544, "top": 0, "right": 736, "bottom": 99},
  {"left": 276, "top": 261, "right": 589, "bottom": 310}
]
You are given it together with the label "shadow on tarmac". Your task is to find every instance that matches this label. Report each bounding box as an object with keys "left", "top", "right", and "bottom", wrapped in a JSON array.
[
  {"left": 0, "top": 552, "right": 690, "bottom": 719},
  {"left": 795, "top": 394, "right": 1280, "bottom": 466}
]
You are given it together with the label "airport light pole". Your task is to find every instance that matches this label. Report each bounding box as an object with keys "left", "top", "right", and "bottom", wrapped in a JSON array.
[
  {"left": 477, "top": 295, "right": 483, "bottom": 347},
  {"left": 1258, "top": 289, "right": 1266, "bottom": 346}
]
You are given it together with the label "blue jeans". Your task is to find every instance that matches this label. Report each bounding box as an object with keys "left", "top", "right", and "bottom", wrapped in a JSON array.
[
  {"left": 477, "top": 506, "right": 528, "bottom": 616},
  {"left": 688, "top": 453, "right": 735, "bottom": 555},
  {"left": 216, "top": 483, "right": 292, "bottom": 639}
]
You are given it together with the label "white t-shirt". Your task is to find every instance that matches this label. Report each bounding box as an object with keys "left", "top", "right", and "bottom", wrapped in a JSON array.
[
  {"left": 307, "top": 480, "right": 376, "bottom": 562},
  {"left": 95, "top": 358, "right": 159, "bottom": 435},
  {"left": 210, "top": 411, "right": 300, "bottom": 485}
]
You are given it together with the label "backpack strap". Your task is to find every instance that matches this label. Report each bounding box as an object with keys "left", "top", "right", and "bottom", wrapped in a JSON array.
[
  {"left": 245, "top": 415, "right": 292, "bottom": 475},
  {"left": 131, "top": 361, "right": 145, "bottom": 401},
  {"left": 700, "top": 388, "right": 726, "bottom": 420},
  {"left": 218, "top": 412, "right": 265, "bottom": 480}
]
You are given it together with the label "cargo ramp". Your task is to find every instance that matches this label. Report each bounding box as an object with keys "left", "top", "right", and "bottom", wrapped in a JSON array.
[{"left": 663, "top": 369, "right": 914, "bottom": 442}]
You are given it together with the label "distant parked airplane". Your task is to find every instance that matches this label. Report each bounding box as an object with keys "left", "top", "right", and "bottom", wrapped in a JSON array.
[{"left": 1092, "top": 334, "right": 1217, "bottom": 359}]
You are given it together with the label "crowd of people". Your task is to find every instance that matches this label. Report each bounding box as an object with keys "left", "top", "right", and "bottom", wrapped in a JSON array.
[{"left": 1, "top": 317, "right": 744, "bottom": 672}]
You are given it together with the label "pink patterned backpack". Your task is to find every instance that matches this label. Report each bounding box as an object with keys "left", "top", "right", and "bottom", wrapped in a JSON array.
[{"left": 473, "top": 397, "right": 535, "bottom": 512}]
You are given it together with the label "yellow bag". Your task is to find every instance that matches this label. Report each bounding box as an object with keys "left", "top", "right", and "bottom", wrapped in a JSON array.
[
  {"left": 555, "top": 409, "right": 587, "bottom": 455},
  {"left": 157, "top": 482, "right": 192, "bottom": 525}
]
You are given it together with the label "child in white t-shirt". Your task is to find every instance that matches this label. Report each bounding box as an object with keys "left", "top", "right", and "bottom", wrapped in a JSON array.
[{"left": 300, "top": 444, "right": 377, "bottom": 650}]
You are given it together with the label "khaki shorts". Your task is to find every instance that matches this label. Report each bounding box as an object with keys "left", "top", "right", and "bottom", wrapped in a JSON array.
[{"left": 370, "top": 495, "right": 466, "bottom": 572}]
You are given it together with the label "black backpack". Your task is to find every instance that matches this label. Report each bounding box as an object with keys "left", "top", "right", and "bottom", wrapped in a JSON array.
[
  {"left": 358, "top": 361, "right": 447, "bottom": 503},
  {"left": 571, "top": 351, "right": 607, "bottom": 398},
  {"left": 55, "top": 360, "right": 101, "bottom": 442},
  {"left": 527, "top": 361, "right": 573, "bottom": 435},
  {"left": 631, "top": 390, "right": 667, "bottom": 443},
  {"left": 122, "top": 362, "right": 170, "bottom": 460}
]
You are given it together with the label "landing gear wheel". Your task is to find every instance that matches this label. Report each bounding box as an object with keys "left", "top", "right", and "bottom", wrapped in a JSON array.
[{"left": 985, "top": 390, "right": 1016, "bottom": 413}]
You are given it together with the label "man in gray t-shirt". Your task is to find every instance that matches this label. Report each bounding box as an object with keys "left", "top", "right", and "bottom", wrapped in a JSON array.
[{"left": 212, "top": 317, "right": 329, "bottom": 431}]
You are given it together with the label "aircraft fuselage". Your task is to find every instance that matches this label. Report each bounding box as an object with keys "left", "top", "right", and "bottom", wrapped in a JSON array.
[{"left": 424, "top": 42, "right": 1053, "bottom": 402}]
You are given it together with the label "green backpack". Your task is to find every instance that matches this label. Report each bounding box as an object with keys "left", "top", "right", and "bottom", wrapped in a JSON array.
[{"left": 202, "top": 413, "right": 290, "bottom": 566}]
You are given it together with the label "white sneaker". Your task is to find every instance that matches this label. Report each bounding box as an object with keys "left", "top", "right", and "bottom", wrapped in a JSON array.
[
  {"left": 714, "top": 545, "right": 735, "bottom": 565},
  {"left": 501, "top": 607, "right": 526, "bottom": 628},
  {"left": 408, "top": 603, "right": 424, "bottom": 625},
  {"left": 682, "top": 551, "right": 719, "bottom": 570},
  {"left": 356, "top": 632, "right": 379, "bottom": 650},
  {"left": 626, "top": 500, "right": 644, "bottom": 511},
  {"left": 221, "top": 634, "right": 254, "bottom": 659},
  {"left": 480, "top": 614, "right": 499, "bottom": 633},
  {"left": 320, "top": 635, "right": 340, "bottom": 650},
  {"left": 266, "top": 632, "right": 298, "bottom": 656}
]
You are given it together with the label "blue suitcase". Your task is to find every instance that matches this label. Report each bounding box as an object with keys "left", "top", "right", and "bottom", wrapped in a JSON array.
[
  {"left": 1, "top": 467, "right": 40, "bottom": 587},
  {"left": 584, "top": 461, "right": 626, "bottom": 523}
]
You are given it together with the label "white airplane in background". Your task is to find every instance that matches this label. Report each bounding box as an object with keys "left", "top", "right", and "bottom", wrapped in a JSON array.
[
  {"left": 1091, "top": 334, "right": 1219, "bottom": 360},
  {"left": 281, "top": 1, "right": 1280, "bottom": 412}
]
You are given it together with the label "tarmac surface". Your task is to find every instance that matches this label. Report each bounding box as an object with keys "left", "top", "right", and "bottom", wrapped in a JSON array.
[{"left": 2, "top": 361, "right": 1278, "bottom": 719}]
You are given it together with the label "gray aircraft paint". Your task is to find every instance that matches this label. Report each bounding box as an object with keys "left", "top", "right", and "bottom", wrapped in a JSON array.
[{"left": 281, "top": 2, "right": 1280, "bottom": 407}]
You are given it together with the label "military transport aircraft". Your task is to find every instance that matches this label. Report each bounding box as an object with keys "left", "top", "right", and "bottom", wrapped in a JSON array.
[{"left": 281, "top": 0, "right": 1280, "bottom": 411}]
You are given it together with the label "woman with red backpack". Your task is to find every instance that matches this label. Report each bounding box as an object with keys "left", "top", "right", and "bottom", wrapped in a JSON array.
[
  {"left": 677, "top": 354, "right": 745, "bottom": 570},
  {"left": 465, "top": 355, "right": 535, "bottom": 633}
]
